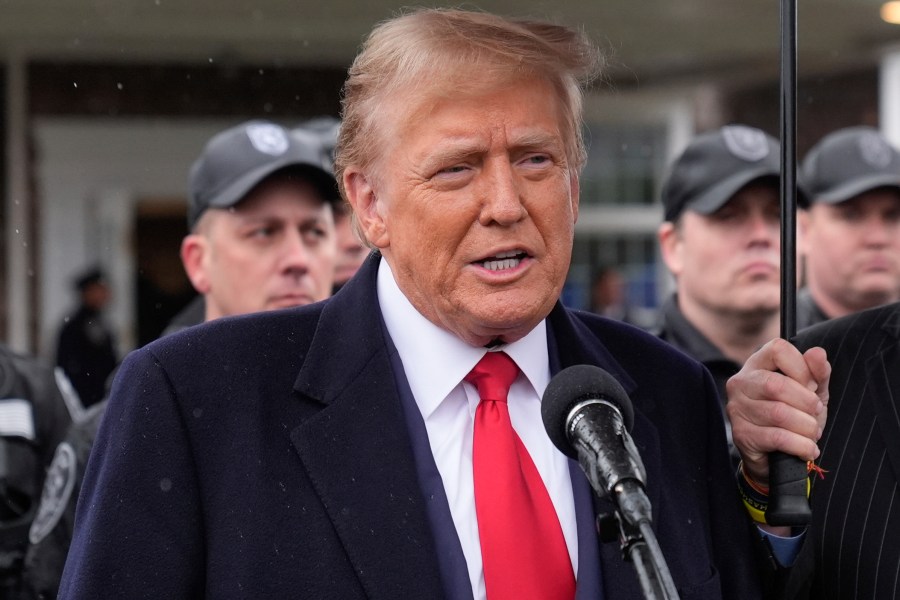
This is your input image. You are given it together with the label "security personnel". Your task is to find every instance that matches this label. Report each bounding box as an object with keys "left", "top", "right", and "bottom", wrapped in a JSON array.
[
  {"left": 656, "top": 125, "right": 783, "bottom": 465},
  {"left": 797, "top": 126, "right": 900, "bottom": 329},
  {"left": 23, "top": 119, "right": 340, "bottom": 599},
  {"left": 0, "top": 343, "right": 73, "bottom": 598},
  {"left": 55, "top": 269, "right": 118, "bottom": 408}
]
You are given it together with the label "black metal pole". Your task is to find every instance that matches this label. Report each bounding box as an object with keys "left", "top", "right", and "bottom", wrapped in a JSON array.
[
  {"left": 766, "top": 0, "right": 813, "bottom": 527},
  {"left": 780, "top": 0, "right": 798, "bottom": 341}
]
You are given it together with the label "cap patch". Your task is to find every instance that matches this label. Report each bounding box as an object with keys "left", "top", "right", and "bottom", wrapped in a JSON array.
[
  {"left": 246, "top": 123, "right": 290, "bottom": 157},
  {"left": 858, "top": 131, "right": 893, "bottom": 169},
  {"left": 722, "top": 125, "right": 770, "bottom": 162}
]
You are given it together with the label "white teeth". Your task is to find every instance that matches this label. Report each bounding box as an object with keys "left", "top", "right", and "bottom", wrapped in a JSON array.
[
  {"left": 479, "top": 250, "right": 525, "bottom": 271},
  {"left": 483, "top": 257, "right": 521, "bottom": 271}
]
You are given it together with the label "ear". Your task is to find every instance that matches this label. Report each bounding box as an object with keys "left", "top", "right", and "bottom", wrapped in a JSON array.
[
  {"left": 180, "top": 233, "right": 212, "bottom": 294},
  {"left": 657, "top": 221, "right": 684, "bottom": 277},
  {"left": 343, "top": 168, "right": 389, "bottom": 249}
]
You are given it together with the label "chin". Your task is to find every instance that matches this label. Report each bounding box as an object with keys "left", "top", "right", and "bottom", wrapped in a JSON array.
[{"left": 469, "top": 305, "right": 548, "bottom": 340}]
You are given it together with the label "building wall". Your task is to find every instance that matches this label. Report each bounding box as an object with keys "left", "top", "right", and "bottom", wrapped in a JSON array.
[{"left": 727, "top": 68, "right": 880, "bottom": 154}]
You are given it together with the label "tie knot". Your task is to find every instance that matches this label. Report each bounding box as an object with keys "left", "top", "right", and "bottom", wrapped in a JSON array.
[{"left": 465, "top": 351, "right": 519, "bottom": 404}]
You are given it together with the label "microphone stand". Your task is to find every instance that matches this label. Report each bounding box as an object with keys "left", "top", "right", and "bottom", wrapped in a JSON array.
[
  {"left": 596, "top": 480, "right": 680, "bottom": 600},
  {"left": 578, "top": 425, "right": 680, "bottom": 600}
]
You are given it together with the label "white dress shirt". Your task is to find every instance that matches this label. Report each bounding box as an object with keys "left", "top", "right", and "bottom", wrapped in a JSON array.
[{"left": 377, "top": 260, "right": 578, "bottom": 600}]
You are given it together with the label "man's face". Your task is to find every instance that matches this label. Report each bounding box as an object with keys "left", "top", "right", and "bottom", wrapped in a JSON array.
[
  {"left": 799, "top": 188, "right": 900, "bottom": 315},
  {"left": 82, "top": 282, "right": 111, "bottom": 311},
  {"left": 344, "top": 77, "right": 579, "bottom": 346},
  {"left": 182, "top": 177, "right": 337, "bottom": 321},
  {"left": 659, "top": 182, "right": 781, "bottom": 318}
]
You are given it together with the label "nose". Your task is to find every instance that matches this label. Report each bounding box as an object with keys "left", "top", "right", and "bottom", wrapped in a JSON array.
[
  {"left": 281, "top": 231, "right": 311, "bottom": 277},
  {"left": 479, "top": 159, "right": 526, "bottom": 226},
  {"left": 862, "top": 215, "right": 893, "bottom": 247},
  {"left": 747, "top": 210, "right": 778, "bottom": 247}
]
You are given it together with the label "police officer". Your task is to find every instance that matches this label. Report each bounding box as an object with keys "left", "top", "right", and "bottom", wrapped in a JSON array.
[
  {"left": 54, "top": 269, "right": 118, "bottom": 409},
  {"left": 656, "top": 125, "right": 783, "bottom": 464},
  {"left": 797, "top": 126, "right": 900, "bottom": 329},
  {"left": 0, "top": 343, "right": 73, "bottom": 598},
  {"left": 23, "top": 119, "right": 340, "bottom": 599}
]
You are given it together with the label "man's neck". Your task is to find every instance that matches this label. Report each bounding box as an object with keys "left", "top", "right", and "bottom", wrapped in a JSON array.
[
  {"left": 679, "top": 297, "right": 779, "bottom": 364},
  {"left": 806, "top": 281, "right": 898, "bottom": 320}
]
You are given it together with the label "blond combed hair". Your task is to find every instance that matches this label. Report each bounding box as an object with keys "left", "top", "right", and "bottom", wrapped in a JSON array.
[{"left": 334, "top": 7, "right": 603, "bottom": 204}]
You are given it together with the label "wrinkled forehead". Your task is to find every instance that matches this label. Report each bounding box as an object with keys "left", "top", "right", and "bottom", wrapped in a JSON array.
[{"left": 367, "top": 71, "right": 571, "bottom": 164}]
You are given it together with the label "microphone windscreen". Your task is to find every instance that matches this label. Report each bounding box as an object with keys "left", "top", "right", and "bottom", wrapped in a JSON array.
[{"left": 541, "top": 364, "right": 634, "bottom": 456}]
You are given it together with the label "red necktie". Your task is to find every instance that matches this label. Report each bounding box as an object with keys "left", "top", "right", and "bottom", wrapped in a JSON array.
[{"left": 466, "top": 351, "right": 575, "bottom": 600}]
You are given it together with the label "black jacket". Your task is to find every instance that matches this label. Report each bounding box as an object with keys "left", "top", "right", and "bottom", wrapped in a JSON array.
[
  {"left": 787, "top": 302, "right": 900, "bottom": 599},
  {"left": 0, "top": 344, "right": 72, "bottom": 597},
  {"left": 55, "top": 306, "right": 117, "bottom": 408},
  {"left": 60, "top": 255, "right": 763, "bottom": 599},
  {"left": 656, "top": 295, "right": 742, "bottom": 465}
]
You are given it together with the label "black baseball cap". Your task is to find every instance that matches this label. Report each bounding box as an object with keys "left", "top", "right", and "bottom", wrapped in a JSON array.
[
  {"left": 74, "top": 267, "right": 106, "bottom": 291},
  {"left": 187, "top": 120, "right": 339, "bottom": 228},
  {"left": 800, "top": 126, "right": 900, "bottom": 206},
  {"left": 661, "top": 125, "right": 780, "bottom": 222}
]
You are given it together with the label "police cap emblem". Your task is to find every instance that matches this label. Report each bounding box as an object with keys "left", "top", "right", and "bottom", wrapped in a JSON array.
[
  {"left": 245, "top": 123, "right": 290, "bottom": 157},
  {"left": 722, "top": 125, "right": 770, "bottom": 162},
  {"left": 857, "top": 131, "right": 892, "bottom": 169}
]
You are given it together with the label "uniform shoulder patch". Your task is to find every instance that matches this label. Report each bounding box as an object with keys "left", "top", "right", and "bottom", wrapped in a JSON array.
[{"left": 28, "top": 442, "right": 77, "bottom": 545}]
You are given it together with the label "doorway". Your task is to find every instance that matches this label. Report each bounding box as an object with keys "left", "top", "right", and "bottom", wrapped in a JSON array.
[{"left": 134, "top": 199, "right": 197, "bottom": 347}]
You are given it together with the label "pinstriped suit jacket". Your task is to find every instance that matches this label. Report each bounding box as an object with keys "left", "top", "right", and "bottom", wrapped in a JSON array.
[{"left": 789, "top": 302, "right": 900, "bottom": 599}]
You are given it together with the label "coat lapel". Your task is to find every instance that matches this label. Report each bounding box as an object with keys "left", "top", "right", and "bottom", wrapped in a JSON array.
[
  {"left": 547, "top": 304, "right": 660, "bottom": 514},
  {"left": 868, "top": 306, "right": 900, "bottom": 483},
  {"left": 290, "top": 255, "right": 445, "bottom": 599},
  {"left": 547, "top": 305, "right": 661, "bottom": 600}
]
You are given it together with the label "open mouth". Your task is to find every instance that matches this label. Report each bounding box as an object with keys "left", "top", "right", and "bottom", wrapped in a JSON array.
[{"left": 476, "top": 250, "right": 530, "bottom": 271}]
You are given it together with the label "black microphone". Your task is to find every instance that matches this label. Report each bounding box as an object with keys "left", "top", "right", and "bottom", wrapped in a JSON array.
[{"left": 541, "top": 364, "right": 651, "bottom": 527}]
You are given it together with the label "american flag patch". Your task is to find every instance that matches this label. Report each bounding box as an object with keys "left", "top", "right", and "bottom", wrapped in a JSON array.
[{"left": 0, "top": 398, "right": 35, "bottom": 440}]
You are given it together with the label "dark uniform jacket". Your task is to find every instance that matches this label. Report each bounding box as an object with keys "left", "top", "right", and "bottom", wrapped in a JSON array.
[
  {"left": 786, "top": 301, "right": 900, "bottom": 599},
  {"left": 24, "top": 296, "right": 200, "bottom": 598},
  {"left": 55, "top": 306, "right": 117, "bottom": 409},
  {"left": 0, "top": 344, "right": 71, "bottom": 598},
  {"left": 21, "top": 401, "right": 104, "bottom": 600},
  {"left": 796, "top": 288, "right": 829, "bottom": 332},
  {"left": 60, "top": 255, "right": 764, "bottom": 599},
  {"left": 656, "top": 295, "right": 741, "bottom": 465}
]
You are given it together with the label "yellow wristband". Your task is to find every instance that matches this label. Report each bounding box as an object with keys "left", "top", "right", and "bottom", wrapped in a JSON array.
[{"left": 742, "top": 497, "right": 768, "bottom": 524}]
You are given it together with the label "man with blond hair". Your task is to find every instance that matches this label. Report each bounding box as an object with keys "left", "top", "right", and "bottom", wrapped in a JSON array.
[{"left": 61, "top": 10, "right": 827, "bottom": 599}]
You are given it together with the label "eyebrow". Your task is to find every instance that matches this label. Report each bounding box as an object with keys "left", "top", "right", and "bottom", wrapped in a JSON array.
[
  {"left": 421, "top": 129, "right": 563, "bottom": 168},
  {"left": 509, "top": 130, "right": 563, "bottom": 152},
  {"left": 421, "top": 137, "right": 490, "bottom": 167}
]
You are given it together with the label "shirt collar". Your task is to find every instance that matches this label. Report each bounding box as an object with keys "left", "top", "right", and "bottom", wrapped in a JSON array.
[{"left": 377, "top": 259, "right": 550, "bottom": 419}]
